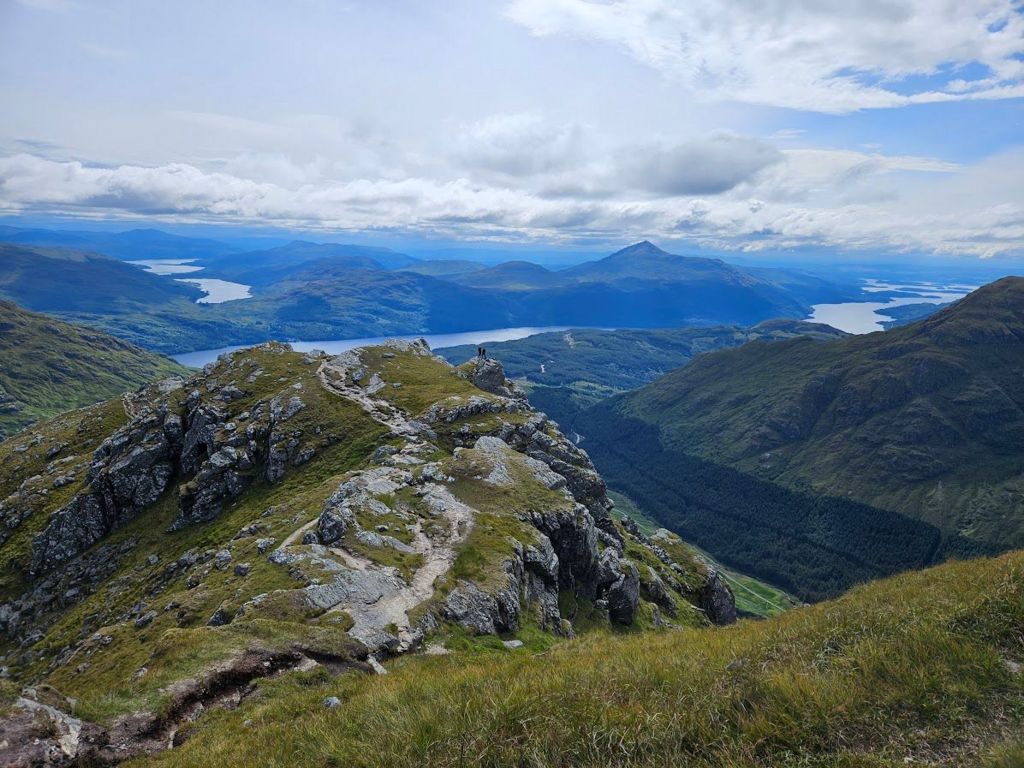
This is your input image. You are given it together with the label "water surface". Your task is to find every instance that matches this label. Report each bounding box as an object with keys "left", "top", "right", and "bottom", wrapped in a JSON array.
[
  {"left": 129, "top": 259, "right": 204, "bottom": 275},
  {"left": 809, "top": 280, "right": 975, "bottom": 334},
  {"left": 173, "top": 326, "right": 575, "bottom": 367},
  {"left": 176, "top": 278, "right": 253, "bottom": 304}
]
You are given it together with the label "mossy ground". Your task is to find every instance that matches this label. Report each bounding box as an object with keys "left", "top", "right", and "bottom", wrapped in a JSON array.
[
  {"left": 138, "top": 551, "right": 1024, "bottom": 768},
  {"left": 356, "top": 347, "right": 496, "bottom": 417}
]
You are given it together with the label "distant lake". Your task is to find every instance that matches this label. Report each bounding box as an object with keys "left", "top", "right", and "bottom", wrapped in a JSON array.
[
  {"left": 809, "top": 279, "right": 976, "bottom": 334},
  {"left": 172, "top": 326, "right": 576, "bottom": 368},
  {"left": 131, "top": 259, "right": 252, "bottom": 304},
  {"left": 176, "top": 278, "right": 253, "bottom": 303},
  {"left": 129, "top": 258, "right": 204, "bottom": 275}
]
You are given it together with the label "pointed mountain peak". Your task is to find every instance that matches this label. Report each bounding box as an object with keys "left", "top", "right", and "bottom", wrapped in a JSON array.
[{"left": 609, "top": 240, "right": 671, "bottom": 259}]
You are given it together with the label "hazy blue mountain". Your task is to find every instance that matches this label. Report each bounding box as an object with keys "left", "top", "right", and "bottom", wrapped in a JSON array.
[
  {"left": 0, "top": 243, "right": 203, "bottom": 312},
  {"left": 197, "top": 241, "right": 417, "bottom": 287},
  {"left": 399, "top": 259, "right": 484, "bottom": 277},
  {"left": 447, "top": 241, "right": 848, "bottom": 328},
  {"left": 0, "top": 226, "right": 238, "bottom": 261},
  {"left": 0, "top": 237, "right": 855, "bottom": 355},
  {"left": 449, "top": 260, "right": 563, "bottom": 289}
]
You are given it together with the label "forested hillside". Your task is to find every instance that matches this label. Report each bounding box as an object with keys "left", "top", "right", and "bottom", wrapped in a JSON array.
[{"left": 578, "top": 277, "right": 1024, "bottom": 600}]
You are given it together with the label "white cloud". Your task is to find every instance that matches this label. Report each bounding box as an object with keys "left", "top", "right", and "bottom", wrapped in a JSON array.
[
  {"left": 452, "top": 113, "right": 585, "bottom": 177},
  {"left": 1, "top": 144, "right": 1019, "bottom": 257},
  {"left": 505, "top": 0, "right": 1024, "bottom": 112}
]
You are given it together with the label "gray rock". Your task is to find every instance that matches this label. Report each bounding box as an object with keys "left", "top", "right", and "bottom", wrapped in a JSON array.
[
  {"left": 213, "top": 549, "right": 232, "bottom": 570},
  {"left": 442, "top": 581, "right": 503, "bottom": 635},
  {"left": 133, "top": 610, "right": 157, "bottom": 629},
  {"left": 699, "top": 567, "right": 738, "bottom": 626},
  {"left": 255, "top": 538, "right": 276, "bottom": 554},
  {"left": 596, "top": 547, "right": 640, "bottom": 625},
  {"left": 469, "top": 358, "right": 514, "bottom": 397},
  {"left": 323, "top": 696, "right": 342, "bottom": 709},
  {"left": 207, "top": 607, "right": 231, "bottom": 626}
]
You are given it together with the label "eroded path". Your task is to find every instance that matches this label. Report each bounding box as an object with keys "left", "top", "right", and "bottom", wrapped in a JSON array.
[{"left": 273, "top": 342, "right": 477, "bottom": 656}]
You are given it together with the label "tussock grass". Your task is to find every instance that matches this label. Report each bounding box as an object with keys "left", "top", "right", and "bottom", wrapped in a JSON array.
[{"left": 144, "top": 552, "right": 1024, "bottom": 767}]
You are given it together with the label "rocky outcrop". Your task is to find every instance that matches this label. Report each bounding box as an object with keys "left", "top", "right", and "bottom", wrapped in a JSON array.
[
  {"left": 596, "top": 546, "right": 641, "bottom": 624},
  {"left": 698, "top": 567, "right": 738, "bottom": 626},
  {"left": 466, "top": 357, "right": 521, "bottom": 399},
  {"left": 25, "top": 345, "right": 320, "bottom": 579},
  {"left": 30, "top": 403, "right": 180, "bottom": 576}
]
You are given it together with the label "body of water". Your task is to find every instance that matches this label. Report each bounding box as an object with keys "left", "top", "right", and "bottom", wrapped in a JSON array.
[
  {"left": 131, "top": 259, "right": 252, "bottom": 304},
  {"left": 176, "top": 278, "right": 253, "bottom": 304},
  {"left": 129, "top": 258, "right": 204, "bottom": 275},
  {"left": 809, "top": 280, "right": 976, "bottom": 334},
  {"left": 172, "top": 326, "right": 576, "bottom": 368}
]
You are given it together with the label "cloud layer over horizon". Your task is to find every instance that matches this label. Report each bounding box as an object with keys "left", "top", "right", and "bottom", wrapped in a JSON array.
[{"left": 1, "top": 0, "right": 1022, "bottom": 258}]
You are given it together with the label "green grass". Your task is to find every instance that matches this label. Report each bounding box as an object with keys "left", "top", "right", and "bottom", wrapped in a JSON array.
[
  {"left": 357, "top": 346, "right": 499, "bottom": 417},
  {"left": 140, "top": 550, "right": 1024, "bottom": 767},
  {"left": 0, "top": 297, "right": 185, "bottom": 441}
]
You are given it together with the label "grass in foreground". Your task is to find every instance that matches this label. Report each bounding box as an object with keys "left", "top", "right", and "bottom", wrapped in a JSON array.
[{"left": 144, "top": 551, "right": 1024, "bottom": 767}]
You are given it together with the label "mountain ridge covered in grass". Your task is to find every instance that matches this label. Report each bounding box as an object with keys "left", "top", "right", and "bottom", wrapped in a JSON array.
[
  {"left": 0, "top": 340, "right": 735, "bottom": 764},
  {"left": 0, "top": 300, "right": 187, "bottom": 439},
  {"left": 578, "top": 276, "right": 1024, "bottom": 600}
]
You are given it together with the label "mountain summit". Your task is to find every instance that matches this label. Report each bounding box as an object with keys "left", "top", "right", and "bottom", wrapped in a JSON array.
[{"left": 0, "top": 340, "right": 733, "bottom": 763}]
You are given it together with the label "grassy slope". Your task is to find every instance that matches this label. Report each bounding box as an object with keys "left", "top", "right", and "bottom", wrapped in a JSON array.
[
  {"left": 145, "top": 550, "right": 1024, "bottom": 768},
  {"left": 0, "top": 243, "right": 203, "bottom": 312},
  {"left": 577, "top": 278, "right": 1024, "bottom": 599},
  {"left": 624, "top": 277, "right": 1024, "bottom": 547},
  {"left": 0, "top": 300, "right": 188, "bottom": 438}
]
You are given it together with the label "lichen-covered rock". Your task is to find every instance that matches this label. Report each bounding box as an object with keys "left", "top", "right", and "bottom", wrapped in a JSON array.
[
  {"left": 442, "top": 580, "right": 514, "bottom": 635},
  {"left": 468, "top": 358, "right": 514, "bottom": 397}
]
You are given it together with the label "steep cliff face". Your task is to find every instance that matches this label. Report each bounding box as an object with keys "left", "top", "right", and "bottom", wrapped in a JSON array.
[{"left": 0, "top": 340, "right": 733, "bottom": 765}]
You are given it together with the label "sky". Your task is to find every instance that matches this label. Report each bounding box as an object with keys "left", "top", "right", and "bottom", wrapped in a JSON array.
[{"left": 1, "top": 0, "right": 1023, "bottom": 260}]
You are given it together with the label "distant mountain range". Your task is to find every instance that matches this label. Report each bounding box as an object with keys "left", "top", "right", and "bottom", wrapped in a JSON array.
[
  {"left": 0, "top": 230, "right": 860, "bottom": 353},
  {"left": 577, "top": 277, "right": 1024, "bottom": 601},
  {"left": 0, "top": 226, "right": 238, "bottom": 261},
  {"left": 0, "top": 300, "right": 186, "bottom": 439}
]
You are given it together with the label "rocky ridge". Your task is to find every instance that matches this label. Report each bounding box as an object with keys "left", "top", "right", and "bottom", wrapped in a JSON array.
[{"left": 0, "top": 339, "right": 734, "bottom": 765}]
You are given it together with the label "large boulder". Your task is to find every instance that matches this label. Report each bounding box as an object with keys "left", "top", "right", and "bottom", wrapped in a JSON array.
[{"left": 469, "top": 358, "right": 515, "bottom": 397}]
